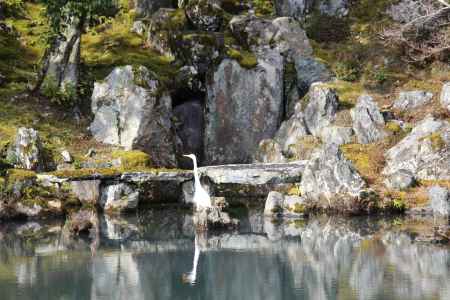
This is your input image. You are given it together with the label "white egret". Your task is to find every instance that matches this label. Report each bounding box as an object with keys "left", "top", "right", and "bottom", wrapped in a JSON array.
[{"left": 183, "top": 154, "right": 212, "bottom": 211}]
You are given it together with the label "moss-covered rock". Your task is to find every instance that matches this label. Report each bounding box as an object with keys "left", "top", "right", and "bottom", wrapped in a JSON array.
[
  {"left": 174, "top": 32, "right": 224, "bottom": 75},
  {"left": 185, "top": 0, "right": 224, "bottom": 32},
  {"left": 147, "top": 8, "right": 188, "bottom": 59},
  {"left": 226, "top": 48, "right": 258, "bottom": 69},
  {"left": 111, "top": 150, "right": 152, "bottom": 169}
]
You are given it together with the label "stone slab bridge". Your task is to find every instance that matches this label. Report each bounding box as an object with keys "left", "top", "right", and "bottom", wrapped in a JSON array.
[{"left": 37, "top": 162, "right": 307, "bottom": 207}]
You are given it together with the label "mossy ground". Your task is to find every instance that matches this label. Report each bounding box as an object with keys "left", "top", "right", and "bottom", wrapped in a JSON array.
[
  {"left": 310, "top": 0, "right": 450, "bottom": 123},
  {"left": 82, "top": 3, "right": 177, "bottom": 83}
]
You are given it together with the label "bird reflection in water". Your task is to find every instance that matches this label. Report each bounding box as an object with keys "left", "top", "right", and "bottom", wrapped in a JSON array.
[{"left": 182, "top": 230, "right": 208, "bottom": 285}]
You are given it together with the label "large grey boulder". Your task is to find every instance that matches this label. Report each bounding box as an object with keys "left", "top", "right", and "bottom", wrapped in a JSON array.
[
  {"left": 384, "top": 169, "right": 415, "bottom": 190},
  {"left": 300, "top": 144, "right": 366, "bottom": 202},
  {"left": 275, "top": 0, "right": 349, "bottom": 20},
  {"left": 204, "top": 51, "right": 284, "bottom": 164},
  {"left": 428, "top": 186, "right": 449, "bottom": 216},
  {"left": 90, "top": 65, "right": 181, "bottom": 167},
  {"left": 6, "top": 128, "right": 46, "bottom": 171},
  {"left": 318, "top": 125, "right": 353, "bottom": 146},
  {"left": 393, "top": 91, "right": 433, "bottom": 110},
  {"left": 255, "top": 84, "right": 339, "bottom": 163},
  {"left": 440, "top": 82, "right": 450, "bottom": 112},
  {"left": 295, "top": 56, "right": 333, "bottom": 96},
  {"left": 134, "top": 0, "right": 173, "bottom": 18},
  {"left": 351, "top": 95, "right": 387, "bottom": 144},
  {"left": 303, "top": 83, "right": 339, "bottom": 136},
  {"left": 100, "top": 183, "right": 140, "bottom": 213},
  {"left": 254, "top": 139, "right": 287, "bottom": 163},
  {"left": 255, "top": 91, "right": 309, "bottom": 163},
  {"left": 383, "top": 116, "right": 450, "bottom": 181},
  {"left": 229, "top": 15, "right": 312, "bottom": 61},
  {"left": 275, "top": 104, "right": 309, "bottom": 152},
  {"left": 264, "top": 191, "right": 307, "bottom": 217}
]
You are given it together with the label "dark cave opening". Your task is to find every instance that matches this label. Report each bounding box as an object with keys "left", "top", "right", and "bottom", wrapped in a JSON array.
[{"left": 172, "top": 88, "right": 206, "bottom": 168}]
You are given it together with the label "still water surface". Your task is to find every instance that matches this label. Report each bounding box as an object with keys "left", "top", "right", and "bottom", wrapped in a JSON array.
[{"left": 0, "top": 208, "right": 449, "bottom": 300}]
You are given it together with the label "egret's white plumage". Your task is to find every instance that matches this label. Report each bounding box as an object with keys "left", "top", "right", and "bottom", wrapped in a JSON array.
[{"left": 183, "top": 154, "right": 212, "bottom": 211}]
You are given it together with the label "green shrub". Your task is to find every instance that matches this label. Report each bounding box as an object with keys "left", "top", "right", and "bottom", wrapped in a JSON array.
[
  {"left": 252, "top": 0, "right": 274, "bottom": 16},
  {"left": 2, "top": 0, "right": 25, "bottom": 17},
  {"left": 41, "top": 77, "right": 78, "bottom": 106},
  {"left": 334, "top": 61, "right": 360, "bottom": 82}
]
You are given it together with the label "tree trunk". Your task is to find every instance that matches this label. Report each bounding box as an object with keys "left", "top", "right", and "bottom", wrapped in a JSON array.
[{"left": 35, "top": 15, "right": 83, "bottom": 94}]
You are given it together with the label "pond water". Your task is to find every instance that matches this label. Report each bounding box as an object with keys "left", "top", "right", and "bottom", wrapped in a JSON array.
[{"left": 0, "top": 208, "right": 449, "bottom": 300}]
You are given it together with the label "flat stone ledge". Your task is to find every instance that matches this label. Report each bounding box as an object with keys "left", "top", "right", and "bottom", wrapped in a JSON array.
[{"left": 198, "top": 161, "right": 307, "bottom": 185}]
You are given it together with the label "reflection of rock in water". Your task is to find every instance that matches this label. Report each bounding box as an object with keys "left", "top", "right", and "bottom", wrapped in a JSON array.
[
  {"left": 0, "top": 213, "right": 450, "bottom": 299},
  {"left": 90, "top": 252, "right": 144, "bottom": 300}
]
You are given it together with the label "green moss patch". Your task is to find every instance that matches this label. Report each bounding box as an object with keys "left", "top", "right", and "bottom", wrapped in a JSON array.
[
  {"left": 6, "top": 169, "right": 36, "bottom": 182},
  {"left": 82, "top": 7, "right": 177, "bottom": 83},
  {"left": 340, "top": 143, "right": 386, "bottom": 184},
  {"left": 226, "top": 48, "right": 258, "bottom": 69},
  {"left": 111, "top": 150, "right": 152, "bottom": 169},
  {"left": 424, "top": 132, "right": 446, "bottom": 151}
]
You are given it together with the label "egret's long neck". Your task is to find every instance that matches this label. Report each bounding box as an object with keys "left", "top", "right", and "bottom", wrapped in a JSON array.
[{"left": 192, "top": 157, "right": 201, "bottom": 188}]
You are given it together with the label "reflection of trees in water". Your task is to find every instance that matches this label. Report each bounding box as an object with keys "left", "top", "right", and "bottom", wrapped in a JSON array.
[{"left": 0, "top": 213, "right": 449, "bottom": 300}]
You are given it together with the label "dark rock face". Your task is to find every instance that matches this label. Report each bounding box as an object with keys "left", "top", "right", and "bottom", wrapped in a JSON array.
[
  {"left": 173, "top": 100, "right": 204, "bottom": 165},
  {"left": 275, "top": 0, "right": 349, "bottom": 20},
  {"left": 147, "top": 8, "right": 187, "bottom": 59},
  {"left": 0, "top": 72, "right": 5, "bottom": 87},
  {"left": 204, "top": 51, "right": 284, "bottom": 164},
  {"left": 132, "top": 94, "right": 182, "bottom": 167},
  {"left": 174, "top": 32, "right": 224, "bottom": 76},
  {"left": 229, "top": 15, "right": 313, "bottom": 60},
  {"left": 295, "top": 57, "right": 333, "bottom": 97},
  {"left": 0, "top": 3, "right": 4, "bottom": 20},
  {"left": 134, "top": 0, "right": 174, "bottom": 18},
  {"left": 185, "top": 0, "right": 224, "bottom": 31}
]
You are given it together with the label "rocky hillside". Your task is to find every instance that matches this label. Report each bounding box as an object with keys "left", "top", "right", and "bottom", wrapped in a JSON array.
[{"left": 0, "top": 0, "right": 449, "bottom": 219}]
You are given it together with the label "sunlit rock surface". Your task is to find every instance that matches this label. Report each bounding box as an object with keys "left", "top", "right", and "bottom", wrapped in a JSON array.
[
  {"left": 90, "top": 66, "right": 181, "bottom": 167},
  {"left": 383, "top": 116, "right": 450, "bottom": 181}
]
